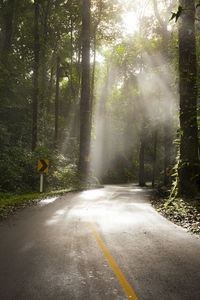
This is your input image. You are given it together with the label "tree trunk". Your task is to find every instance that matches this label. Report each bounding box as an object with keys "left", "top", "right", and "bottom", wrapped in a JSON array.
[
  {"left": 91, "top": 33, "right": 97, "bottom": 119},
  {"left": 79, "top": 0, "right": 91, "bottom": 179},
  {"left": 47, "top": 65, "right": 53, "bottom": 113},
  {"left": 139, "top": 121, "right": 145, "bottom": 187},
  {"left": 1, "top": 0, "right": 15, "bottom": 56},
  {"left": 70, "top": 13, "right": 75, "bottom": 99},
  {"left": 177, "top": 0, "right": 199, "bottom": 197},
  {"left": 54, "top": 56, "right": 60, "bottom": 146},
  {"left": 0, "top": 0, "right": 15, "bottom": 99},
  {"left": 153, "top": 0, "right": 174, "bottom": 186},
  {"left": 91, "top": 0, "right": 103, "bottom": 119},
  {"left": 163, "top": 122, "right": 172, "bottom": 186},
  {"left": 32, "top": 0, "right": 40, "bottom": 151},
  {"left": 40, "top": 0, "right": 51, "bottom": 110},
  {"left": 152, "top": 129, "right": 158, "bottom": 188}
]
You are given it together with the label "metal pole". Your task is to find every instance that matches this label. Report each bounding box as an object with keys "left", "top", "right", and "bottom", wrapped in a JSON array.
[{"left": 40, "top": 174, "right": 44, "bottom": 193}]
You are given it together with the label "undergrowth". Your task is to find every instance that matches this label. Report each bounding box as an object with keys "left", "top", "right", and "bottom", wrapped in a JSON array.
[
  {"left": 151, "top": 190, "right": 200, "bottom": 235},
  {"left": 0, "top": 188, "right": 76, "bottom": 221}
]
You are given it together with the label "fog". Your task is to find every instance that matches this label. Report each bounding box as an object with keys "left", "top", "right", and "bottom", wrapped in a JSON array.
[{"left": 90, "top": 50, "right": 178, "bottom": 183}]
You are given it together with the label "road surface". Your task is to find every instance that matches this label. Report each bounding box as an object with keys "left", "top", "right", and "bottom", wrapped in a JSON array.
[{"left": 0, "top": 184, "right": 200, "bottom": 299}]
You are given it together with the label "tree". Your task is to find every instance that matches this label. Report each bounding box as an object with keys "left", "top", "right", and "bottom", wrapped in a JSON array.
[
  {"left": 152, "top": 0, "right": 176, "bottom": 186},
  {"left": 139, "top": 119, "right": 146, "bottom": 186},
  {"left": 79, "top": 0, "right": 91, "bottom": 178},
  {"left": 176, "top": 0, "right": 199, "bottom": 198},
  {"left": 32, "top": 0, "right": 40, "bottom": 151},
  {"left": 54, "top": 56, "right": 60, "bottom": 146},
  {"left": 152, "top": 127, "right": 158, "bottom": 188},
  {"left": 0, "top": 0, "right": 15, "bottom": 57}
]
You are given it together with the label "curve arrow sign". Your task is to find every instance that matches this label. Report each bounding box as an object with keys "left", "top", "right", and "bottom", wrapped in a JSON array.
[{"left": 38, "top": 159, "right": 49, "bottom": 173}]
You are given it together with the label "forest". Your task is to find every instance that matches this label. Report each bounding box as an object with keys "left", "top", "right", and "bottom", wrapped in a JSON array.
[{"left": 0, "top": 0, "right": 199, "bottom": 218}]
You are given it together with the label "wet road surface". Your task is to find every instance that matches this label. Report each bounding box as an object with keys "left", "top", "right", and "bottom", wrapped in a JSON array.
[{"left": 0, "top": 184, "right": 200, "bottom": 299}]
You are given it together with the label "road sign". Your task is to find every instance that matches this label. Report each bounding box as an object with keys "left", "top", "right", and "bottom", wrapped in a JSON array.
[{"left": 38, "top": 159, "right": 49, "bottom": 173}]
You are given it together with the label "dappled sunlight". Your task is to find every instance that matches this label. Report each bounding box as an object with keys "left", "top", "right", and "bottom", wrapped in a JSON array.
[
  {"left": 44, "top": 186, "right": 152, "bottom": 228},
  {"left": 69, "top": 196, "right": 152, "bottom": 232},
  {"left": 54, "top": 209, "right": 66, "bottom": 216},
  {"left": 89, "top": 1, "right": 178, "bottom": 185},
  {"left": 70, "top": 204, "right": 139, "bottom": 224},
  {"left": 79, "top": 189, "right": 108, "bottom": 200},
  {"left": 121, "top": 0, "right": 155, "bottom": 35},
  {"left": 122, "top": 11, "right": 139, "bottom": 35},
  {"left": 44, "top": 189, "right": 109, "bottom": 227},
  {"left": 137, "top": 52, "right": 178, "bottom": 125},
  {"left": 129, "top": 188, "right": 143, "bottom": 192},
  {"left": 45, "top": 218, "right": 60, "bottom": 226},
  {"left": 39, "top": 197, "right": 58, "bottom": 207}
]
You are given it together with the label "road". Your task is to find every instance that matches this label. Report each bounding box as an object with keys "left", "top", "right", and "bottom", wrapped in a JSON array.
[{"left": 0, "top": 184, "right": 200, "bottom": 300}]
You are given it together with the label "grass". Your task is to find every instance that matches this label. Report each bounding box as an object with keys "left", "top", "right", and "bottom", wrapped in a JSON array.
[
  {"left": 0, "top": 179, "right": 104, "bottom": 221},
  {"left": 0, "top": 188, "right": 77, "bottom": 221}
]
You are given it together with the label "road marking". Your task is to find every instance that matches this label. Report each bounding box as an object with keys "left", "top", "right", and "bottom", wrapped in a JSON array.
[{"left": 89, "top": 222, "right": 139, "bottom": 300}]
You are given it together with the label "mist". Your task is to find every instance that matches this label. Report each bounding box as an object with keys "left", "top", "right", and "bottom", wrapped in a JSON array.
[{"left": 90, "top": 48, "right": 178, "bottom": 184}]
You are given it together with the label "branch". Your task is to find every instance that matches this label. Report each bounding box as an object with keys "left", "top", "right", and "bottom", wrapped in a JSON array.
[
  {"left": 94, "top": 0, "right": 103, "bottom": 34},
  {"left": 152, "top": 0, "right": 165, "bottom": 29}
]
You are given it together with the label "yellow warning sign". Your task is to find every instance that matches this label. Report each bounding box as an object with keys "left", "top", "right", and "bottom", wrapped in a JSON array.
[{"left": 38, "top": 159, "right": 49, "bottom": 173}]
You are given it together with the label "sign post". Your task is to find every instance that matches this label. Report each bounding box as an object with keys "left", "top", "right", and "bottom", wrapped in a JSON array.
[
  {"left": 40, "top": 174, "right": 44, "bottom": 193},
  {"left": 38, "top": 159, "right": 49, "bottom": 193}
]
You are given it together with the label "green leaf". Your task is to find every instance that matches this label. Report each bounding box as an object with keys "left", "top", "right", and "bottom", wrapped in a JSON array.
[
  {"left": 169, "top": 5, "right": 183, "bottom": 23},
  {"left": 169, "top": 12, "right": 177, "bottom": 22}
]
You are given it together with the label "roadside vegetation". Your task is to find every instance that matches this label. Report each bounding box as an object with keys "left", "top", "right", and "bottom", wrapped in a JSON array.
[
  {"left": 0, "top": 189, "right": 75, "bottom": 221},
  {"left": 151, "top": 189, "right": 200, "bottom": 235}
]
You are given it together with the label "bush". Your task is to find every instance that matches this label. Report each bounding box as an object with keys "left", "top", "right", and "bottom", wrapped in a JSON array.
[
  {"left": 0, "top": 146, "right": 79, "bottom": 194},
  {"left": 0, "top": 147, "right": 36, "bottom": 193},
  {"left": 48, "top": 164, "right": 79, "bottom": 190}
]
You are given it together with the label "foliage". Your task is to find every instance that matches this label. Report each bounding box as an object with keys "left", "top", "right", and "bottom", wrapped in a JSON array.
[
  {"left": 0, "top": 146, "right": 80, "bottom": 193},
  {"left": 48, "top": 163, "right": 79, "bottom": 190},
  {"left": 152, "top": 194, "right": 200, "bottom": 235}
]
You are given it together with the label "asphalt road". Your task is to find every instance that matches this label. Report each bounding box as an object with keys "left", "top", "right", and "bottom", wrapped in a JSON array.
[{"left": 0, "top": 184, "right": 200, "bottom": 300}]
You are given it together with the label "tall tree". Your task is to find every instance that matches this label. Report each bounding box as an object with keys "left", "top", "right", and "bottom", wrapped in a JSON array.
[
  {"left": 79, "top": 0, "right": 91, "bottom": 178},
  {"left": 54, "top": 55, "right": 60, "bottom": 146},
  {"left": 40, "top": 0, "right": 51, "bottom": 111},
  {"left": 139, "top": 119, "right": 146, "bottom": 186},
  {"left": 176, "top": 0, "right": 199, "bottom": 198},
  {"left": 152, "top": 0, "right": 175, "bottom": 186},
  {"left": 138, "top": 52, "right": 147, "bottom": 187},
  {"left": 152, "top": 128, "right": 158, "bottom": 188},
  {"left": 32, "top": 0, "right": 40, "bottom": 151},
  {"left": 0, "top": 0, "right": 15, "bottom": 57},
  {"left": 91, "top": 0, "right": 103, "bottom": 112}
]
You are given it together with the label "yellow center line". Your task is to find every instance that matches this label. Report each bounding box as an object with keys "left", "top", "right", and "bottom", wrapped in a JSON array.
[{"left": 89, "top": 222, "right": 139, "bottom": 300}]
